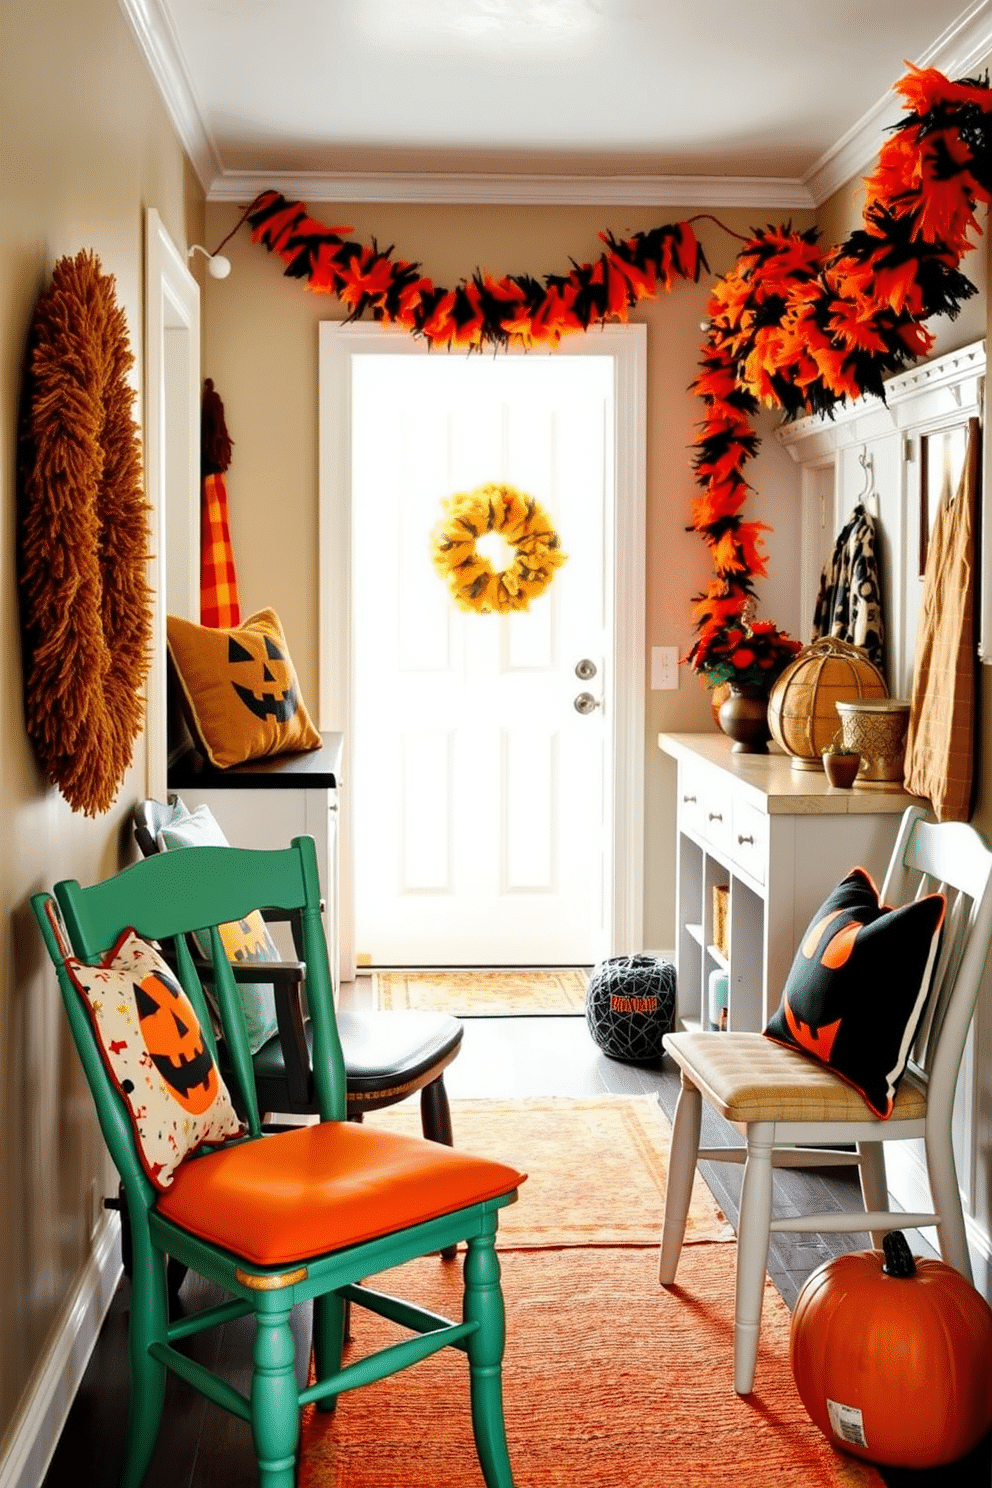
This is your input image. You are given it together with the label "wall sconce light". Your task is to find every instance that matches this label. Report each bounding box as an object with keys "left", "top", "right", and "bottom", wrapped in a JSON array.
[{"left": 188, "top": 244, "right": 232, "bottom": 279}]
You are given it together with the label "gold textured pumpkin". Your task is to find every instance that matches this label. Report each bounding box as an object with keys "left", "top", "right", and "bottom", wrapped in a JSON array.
[{"left": 767, "top": 638, "right": 887, "bottom": 769}]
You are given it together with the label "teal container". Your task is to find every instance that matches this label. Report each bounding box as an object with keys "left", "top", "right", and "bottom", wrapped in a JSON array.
[{"left": 707, "top": 968, "right": 728, "bottom": 1031}]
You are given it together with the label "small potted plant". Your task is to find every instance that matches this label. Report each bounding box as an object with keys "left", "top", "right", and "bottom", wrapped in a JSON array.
[{"left": 822, "top": 736, "right": 861, "bottom": 788}]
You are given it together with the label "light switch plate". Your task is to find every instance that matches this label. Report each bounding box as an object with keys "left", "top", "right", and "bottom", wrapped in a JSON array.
[{"left": 651, "top": 645, "right": 679, "bottom": 690}]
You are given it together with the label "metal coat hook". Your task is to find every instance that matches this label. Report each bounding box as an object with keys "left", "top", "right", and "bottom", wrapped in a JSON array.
[{"left": 856, "top": 446, "right": 879, "bottom": 516}]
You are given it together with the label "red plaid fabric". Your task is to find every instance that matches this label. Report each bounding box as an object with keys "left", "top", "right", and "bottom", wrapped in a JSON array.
[{"left": 200, "top": 471, "right": 241, "bottom": 628}]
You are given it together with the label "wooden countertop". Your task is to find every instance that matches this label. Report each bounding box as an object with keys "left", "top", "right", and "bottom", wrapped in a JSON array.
[{"left": 658, "top": 732, "right": 928, "bottom": 817}]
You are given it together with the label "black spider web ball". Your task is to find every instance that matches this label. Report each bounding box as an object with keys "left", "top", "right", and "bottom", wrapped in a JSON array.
[{"left": 585, "top": 954, "right": 676, "bottom": 1065}]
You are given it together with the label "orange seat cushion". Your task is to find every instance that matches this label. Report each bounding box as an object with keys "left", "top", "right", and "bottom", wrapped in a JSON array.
[{"left": 155, "top": 1121, "right": 525, "bottom": 1267}]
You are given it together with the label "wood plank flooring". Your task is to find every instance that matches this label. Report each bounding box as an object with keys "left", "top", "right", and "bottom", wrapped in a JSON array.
[{"left": 41, "top": 1011, "right": 989, "bottom": 1488}]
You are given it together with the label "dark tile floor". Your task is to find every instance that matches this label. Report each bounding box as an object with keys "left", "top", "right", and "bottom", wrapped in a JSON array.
[{"left": 42, "top": 1013, "right": 989, "bottom": 1488}]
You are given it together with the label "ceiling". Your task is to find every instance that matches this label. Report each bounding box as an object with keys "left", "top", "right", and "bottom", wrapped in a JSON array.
[{"left": 126, "top": 0, "right": 992, "bottom": 206}]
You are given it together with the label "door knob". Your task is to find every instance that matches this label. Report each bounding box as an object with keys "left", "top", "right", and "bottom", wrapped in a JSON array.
[
  {"left": 573, "top": 691, "right": 601, "bottom": 715},
  {"left": 574, "top": 658, "right": 598, "bottom": 681}
]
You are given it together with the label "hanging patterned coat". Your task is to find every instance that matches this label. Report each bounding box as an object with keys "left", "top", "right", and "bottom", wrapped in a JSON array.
[{"left": 812, "top": 504, "right": 885, "bottom": 670}]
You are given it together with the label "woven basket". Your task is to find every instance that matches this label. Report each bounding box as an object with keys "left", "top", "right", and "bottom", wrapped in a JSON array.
[
  {"left": 712, "top": 885, "right": 730, "bottom": 958},
  {"left": 767, "top": 638, "right": 887, "bottom": 770}
]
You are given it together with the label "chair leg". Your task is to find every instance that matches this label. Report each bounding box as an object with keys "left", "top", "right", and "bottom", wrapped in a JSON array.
[
  {"left": 421, "top": 1075, "right": 454, "bottom": 1145},
  {"left": 927, "top": 1129, "right": 973, "bottom": 1281},
  {"left": 734, "top": 1122, "right": 775, "bottom": 1396},
  {"left": 121, "top": 1231, "right": 169, "bottom": 1488},
  {"left": 857, "top": 1141, "right": 890, "bottom": 1249},
  {"left": 464, "top": 1221, "right": 515, "bottom": 1488},
  {"left": 422, "top": 1077, "right": 458, "bottom": 1259},
  {"left": 658, "top": 1076, "right": 702, "bottom": 1284},
  {"left": 250, "top": 1296, "right": 301, "bottom": 1488},
  {"left": 312, "top": 1291, "right": 347, "bottom": 1413}
]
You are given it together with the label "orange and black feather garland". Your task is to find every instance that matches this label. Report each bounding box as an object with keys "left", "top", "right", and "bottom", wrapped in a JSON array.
[
  {"left": 244, "top": 65, "right": 992, "bottom": 660},
  {"left": 245, "top": 194, "right": 707, "bottom": 349},
  {"left": 685, "top": 65, "right": 992, "bottom": 663}
]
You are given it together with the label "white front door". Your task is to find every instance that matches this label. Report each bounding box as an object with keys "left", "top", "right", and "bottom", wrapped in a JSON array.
[
  {"left": 351, "top": 353, "right": 611, "bottom": 965},
  {"left": 319, "top": 322, "right": 646, "bottom": 979}
]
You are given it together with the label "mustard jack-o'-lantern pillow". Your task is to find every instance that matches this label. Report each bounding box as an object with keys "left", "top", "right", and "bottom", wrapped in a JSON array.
[
  {"left": 67, "top": 930, "right": 245, "bottom": 1189},
  {"left": 167, "top": 608, "right": 321, "bottom": 769},
  {"left": 764, "top": 867, "right": 945, "bottom": 1118}
]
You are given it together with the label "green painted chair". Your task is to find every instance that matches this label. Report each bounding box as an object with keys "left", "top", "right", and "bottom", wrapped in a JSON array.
[{"left": 33, "top": 835, "right": 523, "bottom": 1488}]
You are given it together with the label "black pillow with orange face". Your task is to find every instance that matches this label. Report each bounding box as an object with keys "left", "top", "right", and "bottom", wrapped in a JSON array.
[
  {"left": 167, "top": 609, "right": 321, "bottom": 769},
  {"left": 764, "top": 867, "right": 945, "bottom": 1118}
]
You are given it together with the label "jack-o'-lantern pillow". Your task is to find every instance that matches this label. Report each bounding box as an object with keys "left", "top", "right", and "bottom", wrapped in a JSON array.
[
  {"left": 764, "top": 867, "right": 945, "bottom": 1118},
  {"left": 67, "top": 930, "right": 246, "bottom": 1188},
  {"left": 167, "top": 608, "right": 321, "bottom": 769}
]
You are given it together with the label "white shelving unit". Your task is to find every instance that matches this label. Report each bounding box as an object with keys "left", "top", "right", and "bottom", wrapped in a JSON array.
[{"left": 660, "top": 733, "right": 927, "bottom": 1032}]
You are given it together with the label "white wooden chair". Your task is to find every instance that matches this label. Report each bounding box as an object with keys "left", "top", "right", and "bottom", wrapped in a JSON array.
[{"left": 659, "top": 805, "right": 992, "bottom": 1394}]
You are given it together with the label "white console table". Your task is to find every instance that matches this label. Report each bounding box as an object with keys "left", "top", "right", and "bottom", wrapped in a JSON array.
[{"left": 659, "top": 733, "right": 928, "bottom": 1032}]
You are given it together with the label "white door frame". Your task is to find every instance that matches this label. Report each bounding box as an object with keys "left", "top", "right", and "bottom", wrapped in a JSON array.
[
  {"left": 143, "top": 207, "right": 201, "bottom": 802},
  {"left": 318, "top": 322, "right": 646, "bottom": 979}
]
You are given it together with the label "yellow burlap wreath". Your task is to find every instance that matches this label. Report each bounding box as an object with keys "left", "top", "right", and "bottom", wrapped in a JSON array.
[
  {"left": 18, "top": 250, "right": 151, "bottom": 816},
  {"left": 430, "top": 482, "right": 567, "bottom": 614}
]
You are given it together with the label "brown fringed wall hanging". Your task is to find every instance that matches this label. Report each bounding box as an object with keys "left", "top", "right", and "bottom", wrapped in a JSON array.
[{"left": 18, "top": 250, "right": 151, "bottom": 817}]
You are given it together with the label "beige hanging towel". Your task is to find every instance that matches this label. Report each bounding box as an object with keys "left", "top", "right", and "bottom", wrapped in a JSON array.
[{"left": 903, "top": 417, "right": 980, "bottom": 822}]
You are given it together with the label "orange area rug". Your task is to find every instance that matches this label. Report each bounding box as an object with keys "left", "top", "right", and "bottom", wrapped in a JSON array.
[
  {"left": 365, "top": 1096, "right": 733, "bottom": 1248},
  {"left": 299, "top": 1097, "right": 883, "bottom": 1487},
  {"left": 372, "top": 968, "right": 587, "bottom": 1016}
]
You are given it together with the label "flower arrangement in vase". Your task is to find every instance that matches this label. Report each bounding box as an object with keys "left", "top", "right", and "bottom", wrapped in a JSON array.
[{"left": 685, "top": 601, "right": 803, "bottom": 753}]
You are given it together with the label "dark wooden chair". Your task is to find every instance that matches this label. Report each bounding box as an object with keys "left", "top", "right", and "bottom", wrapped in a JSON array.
[{"left": 34, "top": 837, "right": 522, "bottom": 1488}]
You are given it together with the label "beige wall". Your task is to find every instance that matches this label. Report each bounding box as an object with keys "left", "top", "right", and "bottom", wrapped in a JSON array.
[
  {"left": 203, "top": 200, "right": 812, "bottom": 951},
  {"left": 0, "top": 0, "right": 204, "bottom": 1451}
]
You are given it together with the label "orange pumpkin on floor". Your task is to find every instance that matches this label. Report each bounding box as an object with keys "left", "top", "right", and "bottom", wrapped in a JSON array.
[{"left": 790, "top": 1231, "right": 992, "bottom": 1469}]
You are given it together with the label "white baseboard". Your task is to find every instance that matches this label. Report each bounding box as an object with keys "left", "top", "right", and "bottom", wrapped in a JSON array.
[{"left": 0, "top": 1214, "right": 121, "bottom": 1488}]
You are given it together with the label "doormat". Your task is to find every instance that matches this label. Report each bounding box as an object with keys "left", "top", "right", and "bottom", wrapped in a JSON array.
[
  {"left": 298, "top": 1095, "right": 882, "bottom": 1488},
  {"left": 372, "top": 967, "right": 588, "bottom": 1017}
]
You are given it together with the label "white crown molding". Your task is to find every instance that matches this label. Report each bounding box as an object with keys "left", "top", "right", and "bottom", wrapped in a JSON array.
[
  {"left": 804, "top": 0, "right": 992, "bottom": 206},
  {"left": 118, "top": 0, "right": 222, "bottom": 189},
  {"left": 206, "top": 170, "right": 815, "bottom": 209},
  {"left": 775, "top": 337, "right": 986, "bottom": 454},
  {"left": 122, "top": 0, "right": 992, "bottom": 210}
]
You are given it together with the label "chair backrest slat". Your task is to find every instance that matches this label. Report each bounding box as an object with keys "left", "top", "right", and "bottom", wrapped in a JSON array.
[
  {"left": 911, "top": 885, "right": 964, "bottom": 1077},
  {"left": 55, "top": 842, "right": 309, "bottom": 958},
  {"left": 167, "top": 930, "right": 221, "bottom": 1063},
  {"left": 883, "top": 810, "right": 992, "bottom": 1097},
  {"left": 205, "top": 923, "right": 262, "bottom": 1133}
]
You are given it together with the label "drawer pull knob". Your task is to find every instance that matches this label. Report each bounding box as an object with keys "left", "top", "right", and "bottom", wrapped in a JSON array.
[
  {"left": 682, "top": 793, "right": 697, "bottom": 804},
  {"left": 708, "top": 811, "right": 723, "bottom": 822},
  {"left": 737, "top": 833, "right": 754, "bottom": 846}
]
